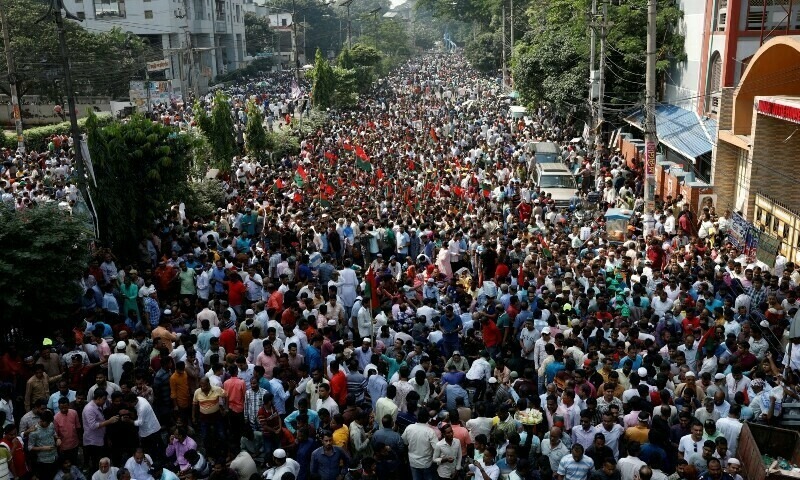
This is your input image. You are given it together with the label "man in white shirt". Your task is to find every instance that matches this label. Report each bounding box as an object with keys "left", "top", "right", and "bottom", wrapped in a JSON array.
[
  {"left": 315, "top": 383, "right": 339, "bottom": 416},
  {"left": 715, "top": 405, "right": 743, "bottom": 457},
  {"left": 124, "top": 448, "right": 154, "bottom": 480},
  {"left": 466, "top": 351, "right": 493, "bottom": 400},
  {"left": 402, "top": 409, "right": 439, "bottom": 478},
  {"left": 264, "top": 449, "right": 300, "bottom": 480},
  {"left": 616, "top": 441, "right": 646, "bottom": 480},
  {"left": 433, "top": 424, "right": 462, "bottom": 480}
]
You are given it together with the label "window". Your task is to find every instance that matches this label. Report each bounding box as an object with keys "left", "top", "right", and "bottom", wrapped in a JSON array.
[
  {"left": 144, "top": 9, "right": 153, "bottom": 18},
  {"left": 94, "top": 0, "right": 125, "bottom": 18},
  {"left": 747, "top": 0, "right": 793, "bottom": 30},
  {"left": 76, "top": 11, "right": 86, "bottom": 18},
  {"left": 707, "top": 52, "right": 722, "bottom": 115},
  {"left": 281, "top": 18, "right": 287, "bottom": 26},
  {"left": 76, "top": 0, "right": 83, "bottom": 3},
  {"left": 716, "top": 0, "right": 727, "bottom": 31}
]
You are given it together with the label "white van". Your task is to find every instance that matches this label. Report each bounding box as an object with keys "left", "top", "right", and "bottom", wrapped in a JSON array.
[{"left": 532, "top": 163, "right": 579, "bottom": 208}]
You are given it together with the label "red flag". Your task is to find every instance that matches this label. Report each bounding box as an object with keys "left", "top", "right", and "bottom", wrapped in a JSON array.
[
  {"left": 292, "top": 192, "right": 302, "bottom": 203},
  {"left": 365, "top": 266, "right": 379, "bottom": 309},
  {"left": 453, "top": 186, "right": 465, "bottom": 198},
  {"left": 376, "top": 168, "right": 385, "bottom": 180},
  {"left": 296, "top": 165, "right": 308, "bottom": 181},
  {"left": 355, "top": 145, "right": 370, "bottom": 161},
  {"left": 324, "top": 151, "right": 338, "bottom": 166},
  {"left": 343, "top": 142, "right": 354, "bottom": 151},
  {"left": 324, "top": 184, "right": 335, "bottom": 196},
  {"left": 407, "top": 159, "right": 416, "bottom": 171},
  {"left": 276, "top": 178, "right": 285, "bottom": 189},
  {"left": 430, "top": 127, "right": 439, "bottom": 142}
]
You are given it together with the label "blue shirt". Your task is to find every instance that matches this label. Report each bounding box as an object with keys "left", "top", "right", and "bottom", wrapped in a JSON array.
[
  {"left": 48, "top": 390, "right": 77, "bottom": 411},
  {"left": 545, "top": 360, "right": 566, "bottom": 384},
  {"left": 305, "top": 345, "right": 322, "bottom": 371},
  {"left": 444, "top": 384, "right": 470, "bottom": 411},
  {"left": 296, "top": 439, "right": 319, "bottom": 480},
  {"left": 284, "top": 409, "right": 320, "bottom": 433},
  {"left": 368, "top": 374, "right": 388, "bottom": 410},
  {"left": 310, "top": 446, "right": 349, "bottom": 480},
  {"left": 439, "top": 314, "right": 462, "bottom": 341}
]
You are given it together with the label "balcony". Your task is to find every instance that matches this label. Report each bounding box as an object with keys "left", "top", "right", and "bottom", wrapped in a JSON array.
[{"left": 215, "top": 19, "right": 227, "bottom": 33}]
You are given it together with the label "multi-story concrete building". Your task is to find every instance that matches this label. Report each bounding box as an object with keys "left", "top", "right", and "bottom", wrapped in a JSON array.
[
  {"left": 618, "top": 0, "right": 800, "bottom": 214},
  {"left": 64, "top": 0, "right": 247, "bottom": 97}
]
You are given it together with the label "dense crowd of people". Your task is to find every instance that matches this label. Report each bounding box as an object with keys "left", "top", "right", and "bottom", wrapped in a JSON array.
[{"left": 1, "top": 52, "right": 800, "bottom": 480}]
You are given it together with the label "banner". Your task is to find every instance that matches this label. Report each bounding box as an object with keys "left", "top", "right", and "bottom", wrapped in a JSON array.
[
  {"left": 129, "top": 80, "right": 174, "bottom": 109},
  {"left": 728, "top": 212, "right": 759, "bottom": 256},
  {"left": 755, "top": 232, "right": 780, "bottom": 268},
  {"left": 146, "top": 59, "right": 170, "bottom": 72}
]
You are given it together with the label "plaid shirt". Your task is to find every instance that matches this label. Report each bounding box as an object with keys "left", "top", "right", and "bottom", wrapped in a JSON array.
[
  {"left": 746, "top": 285, "right": 767, "bottom": 309},
  {"left": 244, "top": 387, "right": 267, "bottom": 429},
  {"left": 144, "top": 297, "right": 160, "bottom": 328}
]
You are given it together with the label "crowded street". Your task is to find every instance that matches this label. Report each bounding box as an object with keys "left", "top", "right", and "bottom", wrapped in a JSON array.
[{"left": 1, "top": 50, "right": 800, "bottom": 480}]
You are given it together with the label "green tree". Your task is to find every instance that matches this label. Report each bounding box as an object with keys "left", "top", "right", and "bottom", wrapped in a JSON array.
[
  {"left": 511, "top": 0, "right": 684, "bottom": 111},
  {"left": 339, "top": 45, "right": 378, "bottom": 93},
  {"left": 245, "top": 101, "right": 269, "bottom": 163},
  {"left": 85, "top": 112, "right": 193, "bottom": 261},
  {"left": 0, "top": 205, "right": 91, "bottom": 337},
  {"left": 311, "top": 48, "right": 335, "bottom": 109},
  {"left": 195, "top": 91, "right": 237, "bottom": 172},
  {"left": 0, "top": 0, "right": 159, "bottom": 100},
  {"left": 332, "top": 66, "right": 358, "bottom": 108},
  {"left": 465, "top": 31, "right": 502, "bottom": 74},
  {"left": 245, "top": 12, "right": 273, "bottom": 56},
  {"left": 349, "top": 44, "right": 382, "bottom": 67}
]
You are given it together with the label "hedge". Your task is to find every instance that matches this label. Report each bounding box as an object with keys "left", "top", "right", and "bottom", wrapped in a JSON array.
[{"left": 2, "top": 112, "right": 114, "bottom": 152}]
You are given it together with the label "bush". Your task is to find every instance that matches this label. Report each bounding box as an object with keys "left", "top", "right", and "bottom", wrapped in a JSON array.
[
  {"left": 183, "top": 179, "right": 227, "bottom": 219},
  {"left": 266, "top": 130, "right": 300, "bottom": 161},
  {"left": 16, "top": 113, "right": 114, "bottom": 152}
]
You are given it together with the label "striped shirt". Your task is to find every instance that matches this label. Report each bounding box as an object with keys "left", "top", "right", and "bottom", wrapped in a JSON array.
[{"left": 557, "top": 454, "right": 595, "bottom": 480}]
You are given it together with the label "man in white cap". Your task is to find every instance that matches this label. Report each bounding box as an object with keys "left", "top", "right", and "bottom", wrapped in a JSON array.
[
  {"left": 725, "top": 458, "right": 742, "bottom": 480},
  {"left": 107, "top": 341, "right": 130, "bottom": 385},
  {"left": 264, "top": 449, "right": 300, "bottom": 480}
]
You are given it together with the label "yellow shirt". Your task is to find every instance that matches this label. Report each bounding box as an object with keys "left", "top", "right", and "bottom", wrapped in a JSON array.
[
  {"left": 333, "top": 425, "right": 350, "bottom": 450},
  {"left": 193, "top": 386, "right": 227, "bottom": 415}
]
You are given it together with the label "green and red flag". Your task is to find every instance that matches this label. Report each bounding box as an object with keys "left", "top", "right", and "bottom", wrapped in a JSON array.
[{"left": 294, "top": 165, "right": 308, "bottom": 186}]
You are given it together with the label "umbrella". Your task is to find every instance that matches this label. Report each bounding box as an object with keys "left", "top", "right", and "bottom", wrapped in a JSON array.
[{"left": 257, "top": 81, "right": 268, "bottom": 87}]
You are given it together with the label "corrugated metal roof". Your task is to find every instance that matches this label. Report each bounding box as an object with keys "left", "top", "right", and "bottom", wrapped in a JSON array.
[{"left": 624, "top": 104, "right": 718, "bottom": 160}]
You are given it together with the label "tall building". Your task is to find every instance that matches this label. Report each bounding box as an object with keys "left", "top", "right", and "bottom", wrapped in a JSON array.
[
  {"left": 618, "top": 0, "right": 800, "bottom": 216},
  {"left": 63, "top": 0, "right": 247, "bottom": 96}
]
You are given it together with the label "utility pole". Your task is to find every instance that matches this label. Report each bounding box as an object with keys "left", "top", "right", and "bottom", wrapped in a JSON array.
[
  {"left": 596, "top": 1, "right": 607, "bottom": 157},
  {"left": 509, "top": 0, "right": 513, "bottom": 57},
  {"left": 644, "top": 0, "right": 658, "bottom": 210},
  {"left": 501, "top": 2, "right": 506, "bottom": 90},
  {"left": 291, "top": 0, "right": 299, "bottom": 79},
  {"left": 0, "top": 0, "right": 25, "bottom": 153},
  {"left": 52, "top": 0, "right": 88, "bottom": 207},
  {"left": 587, "top": 0, "right": 597, "bottom": 153},
  {"left": 342, "top": 0, "right": 354, "bottom": 49}
]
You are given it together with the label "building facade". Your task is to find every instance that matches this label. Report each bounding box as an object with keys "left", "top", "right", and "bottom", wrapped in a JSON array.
[
  {"left": 618, "top": 0, "right": 800, "bottom": 215},
  {"left": 64, "top": 0, "right": 247, "bottom": 97},
  {"left": 711, "top": 37, "right": 800, "bottom": 263}
]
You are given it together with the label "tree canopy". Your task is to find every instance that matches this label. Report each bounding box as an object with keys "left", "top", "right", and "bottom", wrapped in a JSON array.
[
  {"left": 195, "top": 92, "right": 238, "bottom": 172},
  {"left": 245, "top": 12, "right": 273, "bottom": 56},
  {"left": 0, "top": 0, "right": 159, "bottom": 100},
  {"left": 85, "top": 112, "right": 193, "bottom": 261}
]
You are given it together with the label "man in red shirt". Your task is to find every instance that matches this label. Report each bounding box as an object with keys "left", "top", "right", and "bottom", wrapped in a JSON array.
[
  {"left": 224, "top": 273, "right": 247, "bottom": 316},
  {"left": 328, "top": 360, "right": 348, "bottom": 406},
  {"left": 219, "top": 319, "right": 237, "bottom": 356}
]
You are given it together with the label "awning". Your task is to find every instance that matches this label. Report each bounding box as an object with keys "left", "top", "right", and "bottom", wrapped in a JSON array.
[{"left": 624, "top": 104, "right": 718, "bottom": 160}]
